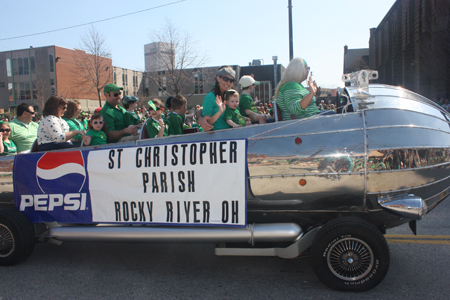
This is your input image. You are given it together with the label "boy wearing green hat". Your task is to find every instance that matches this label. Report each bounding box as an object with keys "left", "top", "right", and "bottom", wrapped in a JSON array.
[{"left": 122, "top": 95, "right": 141, "bottom": 126}]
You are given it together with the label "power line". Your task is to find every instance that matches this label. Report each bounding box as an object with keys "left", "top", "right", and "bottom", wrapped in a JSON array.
[{"left": 0, "top": 0, "right": 186, "bottom": 41}]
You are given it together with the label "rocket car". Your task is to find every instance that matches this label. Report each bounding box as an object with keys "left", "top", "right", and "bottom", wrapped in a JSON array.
[{"left": 0, "top": 70, "right": 448, "bottom": 291}]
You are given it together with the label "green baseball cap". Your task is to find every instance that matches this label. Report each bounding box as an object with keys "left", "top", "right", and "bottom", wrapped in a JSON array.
[{"left": 104, "top": 83, "right": 123, "bottom": 94}]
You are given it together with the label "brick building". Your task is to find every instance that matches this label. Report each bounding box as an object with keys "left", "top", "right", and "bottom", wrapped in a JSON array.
[
  {"left": 0, "top": 45, "right": 113, "bottom": 113},
  {"left": 369, "top": 0, "right": 450, "bottom": 98}
]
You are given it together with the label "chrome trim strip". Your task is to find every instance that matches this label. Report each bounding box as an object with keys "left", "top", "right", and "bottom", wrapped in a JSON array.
[
  {"left": 248, "top": 209, "right": 383, "bottom": 213},
  {"left": 366, "top": 125, "right": 450, "bottom": 135},
  {"left": 249, "top": 171, "right": 363, "bottom": 179},
  {"left": 247, "top": 127, "right": 364, "bottom": 141}
]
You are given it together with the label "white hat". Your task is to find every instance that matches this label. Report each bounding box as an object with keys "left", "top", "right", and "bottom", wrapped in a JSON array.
[{"left": 239, "top": 76, "right": 260, "bottom": 88}]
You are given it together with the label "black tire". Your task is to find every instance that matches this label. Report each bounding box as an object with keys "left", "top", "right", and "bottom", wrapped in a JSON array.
[
  {"left": 311, "top": 217, "right": 390, "bottom": 292},
  {"left": 0, "top": 209, "right": 36, "bottom": 266}
]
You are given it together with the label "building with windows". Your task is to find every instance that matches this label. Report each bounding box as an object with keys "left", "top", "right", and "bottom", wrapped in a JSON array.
[
  {"left": 0, "top": 45, "right": 113, "bottom": 113},
  {"left": 369, "top": 0, "right": 450, "bottom": 98},
  {"left": 144, "top": 42, "right": 175, "bottom": 72}
]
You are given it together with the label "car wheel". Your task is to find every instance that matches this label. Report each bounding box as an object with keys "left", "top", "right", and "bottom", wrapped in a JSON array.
[
  {"left": 0, "top": 209, "right": 35, "bottom": 266},
  {"left": 311, "top": 217, "right": 390, "bottom": 291}
]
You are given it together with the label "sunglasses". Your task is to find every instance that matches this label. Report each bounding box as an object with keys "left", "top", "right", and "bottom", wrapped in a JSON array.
[
  {"left": 0, "top": 128, "right": 11, "bottom": 133},
  {"left": 150, "top": 107, "right": 164, "bottom": 111},
  {"left": 113, "top": 92, "right": 122, "bottom": 97},
  {"left": 26, "top": 110, "right": 36, "bottom": 115},
  {"left": 221, "top": 76, "right": 235, "bottom": 83},
  {"left": 60, "top": 106, "right": 67, "bottom": 110},
  {"left": 92, "top": 121, "right": 104, "bottom": 125}
]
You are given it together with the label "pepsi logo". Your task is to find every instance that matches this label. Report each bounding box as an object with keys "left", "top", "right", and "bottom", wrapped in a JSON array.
[{"left": 36, "top": 151, "right": 87, "bottom": 194}]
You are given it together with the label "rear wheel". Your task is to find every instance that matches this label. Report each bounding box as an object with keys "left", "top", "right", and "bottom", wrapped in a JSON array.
[
  {"left": 311, "top": 217, "right": 390, "bottom": 291},
  {"left": 0, "top": 209, "right": 35, "bottom": 266}
]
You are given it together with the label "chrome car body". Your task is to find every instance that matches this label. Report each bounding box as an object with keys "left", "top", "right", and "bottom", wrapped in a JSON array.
[{"left": 1, "top": 70, "right": 448, "bottom": 291}]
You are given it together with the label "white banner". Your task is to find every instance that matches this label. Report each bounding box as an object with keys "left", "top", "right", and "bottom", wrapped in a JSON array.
[{"left": 87, "top": 139, "right": 247, "bottom": 226}]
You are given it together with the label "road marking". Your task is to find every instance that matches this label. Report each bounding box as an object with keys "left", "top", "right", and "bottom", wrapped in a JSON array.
[{"left": 385, "top": 234, "right": 450, "bottom": 245}]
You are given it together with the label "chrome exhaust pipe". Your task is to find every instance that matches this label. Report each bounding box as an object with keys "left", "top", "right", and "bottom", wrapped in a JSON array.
[
  {"left": 378, "top": 194, "right": 427, "bottom": 220},
  {"left": 48, "top": 223, "right": 302, "bottom": 243}
]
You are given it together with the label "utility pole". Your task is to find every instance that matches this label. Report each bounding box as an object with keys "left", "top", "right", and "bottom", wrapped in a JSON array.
[{"left": 288, "top": 0, "right": 294, "bottom": 61}]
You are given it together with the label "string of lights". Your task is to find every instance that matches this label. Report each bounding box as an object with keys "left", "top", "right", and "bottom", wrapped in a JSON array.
[{"left": 0, "top": 0, "right": 186, "bottom": 41}]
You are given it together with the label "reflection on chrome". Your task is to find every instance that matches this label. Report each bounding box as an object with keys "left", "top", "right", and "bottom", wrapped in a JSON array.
[
  {"left": 366, "top": 148, "right": 450, "bottom": 171},
  {"left": 248, "top": 153, "right": 360, "bottom": 174}
]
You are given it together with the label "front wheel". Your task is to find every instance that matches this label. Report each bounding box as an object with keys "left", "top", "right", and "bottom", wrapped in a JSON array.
[{"left": 311, "top": 217, "right": 390, "bottom": 291}]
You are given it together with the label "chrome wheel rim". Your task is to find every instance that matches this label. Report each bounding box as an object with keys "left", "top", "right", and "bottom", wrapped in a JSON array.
[
  {"left": 0, "top": 224, "right": 14, "bottom": 257},
  {"left": 327, "top": 237, "right": 374, "bottom": 281}
]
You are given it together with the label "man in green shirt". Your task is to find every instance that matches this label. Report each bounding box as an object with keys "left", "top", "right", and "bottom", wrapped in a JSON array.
[
  {"left": 9, "top": 103, "right": 39, "bottom": 153},
  {"left": 100, "top": 83, "right": 140, "bottom": 143}
]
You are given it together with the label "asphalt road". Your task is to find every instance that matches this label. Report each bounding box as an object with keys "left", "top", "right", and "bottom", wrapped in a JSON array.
[{"left": 1, "top": 200, "right": 450, "bottom": 299}]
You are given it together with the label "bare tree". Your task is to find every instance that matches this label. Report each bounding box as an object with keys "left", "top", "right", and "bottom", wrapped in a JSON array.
[
  {"left": 146, "top": 19, "right": 208, "bottom": 97},
  {"left": 71, "top": 26, "right": 112, "bottom": 107},
  {"left": 33, "top": 76, "right": 49, "bottom": 113}
]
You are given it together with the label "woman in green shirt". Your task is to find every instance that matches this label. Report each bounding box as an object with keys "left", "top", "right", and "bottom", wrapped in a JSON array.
[
  {"left": 200, "top": 66, "right": 236, "bottom": 131},
  {"left": 274, "top": 58, "right": 319, "bottom": 120},
  {"left": 63, "top": 100, "right": 84, "bottom": 146},
  {"left": 0, "top": 122, "right": 17, "bottom": 156}
]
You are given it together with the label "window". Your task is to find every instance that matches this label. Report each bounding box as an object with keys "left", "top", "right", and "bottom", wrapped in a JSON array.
[
  {"left": 23, "top": 57, "right": 29, "bottom": 75},
  {"left": 25, "top": 82, "right": 31, "bottom": 99},
  {"left": 0, "top": 82, "right": 5, "bottom": 88},
  {"left": 49, "top": 54, "right": 54, "bottom": 72},
  {"left": 30, "top": 56, "right": 35, "bottom": 74},
  {"left": 50, "top": 79, "right": 55, "bottom": 94},
  {"left": 113, "top": 69, "right": 116, "bottom": 84},
  {"left": 8, "top": 83, "right": 13, "bottom": 102},
  {"left": 32, "top": 81, "right": 37, "bottom": 99},
  {"left": 6, "top": 59, "right": 11, "bottom": 77},
  {"left": 20, "top": 82, "right": 26, "bottom": 100},
  {"left": 194, "top": 72, "right": 204, "bottom": 94},
  {"left": 18, "top": 58, "right": 23, "bottom": 75},
  {"left": 253, "top": 81, "right": 272, "bottom": 103},
  {"left": 12, "top": 58, "right": 18, "bottom": 75}
]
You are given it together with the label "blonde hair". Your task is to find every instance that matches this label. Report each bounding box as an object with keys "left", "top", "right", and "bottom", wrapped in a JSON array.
[{"left": 274, "top": 58, "right": 309, "bottom": 99}]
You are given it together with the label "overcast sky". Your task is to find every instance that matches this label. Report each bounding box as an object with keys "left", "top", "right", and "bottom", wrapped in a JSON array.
[{"left": 0, "top": 0, "right": 396, "bottom": 88}]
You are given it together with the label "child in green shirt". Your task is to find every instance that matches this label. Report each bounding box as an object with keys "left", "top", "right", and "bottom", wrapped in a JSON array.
[
  {"left": 167, "top": 95, "right": 187, "bottom": 136},
  {"left": 224, "top": 90, "right": 251, "bottom": 128},
  {"left": 82, "top": 114, "right": 107, "bottom": 146},
  {"left": 122, "top": 95, "right": 141, "bottom": 126},
  {"left": 145, "top": 99, "right": 169, "bottom": 138}
]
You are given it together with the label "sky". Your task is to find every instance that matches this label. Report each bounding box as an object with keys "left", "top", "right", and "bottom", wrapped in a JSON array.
[{"left": 0, "top": 0, "right": 396, "bottom": 88}]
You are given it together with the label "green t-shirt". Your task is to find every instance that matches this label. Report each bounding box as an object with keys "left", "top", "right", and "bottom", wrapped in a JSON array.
[
  {"left": 63, "top": 118, "right": 84, "bottom": 147},
  {"left": 239, "top": 94, "right": 257, "bottom": 118},
  {"left": 82, "top": 119, "right": 88, "bottom": 131},
  {"left": 9, "top": 118, "right": 39, "bottom": 153},
  {"left": 100, "top": 101, "right": 128, "bottom": 143},
  {"left": 145, "top": 118, "right": 169, "bottom": 138},
  {"left": 167, "top": 112, "right": 183, "bottom": 136},
  {"left": 225, "top": 107, "right": 246, "bottom": 126},
  {"left": 277, "top": 81, "right": 319, "bottom": 120},
  {"left": 1, "top": 140, "right": 17, "bottom": 156},
  {"left": 86, "top": 130, "right": 107, "bottom": 146},
  {"left": 123, "top": 111, "right": 141, "bottom": 126},
  {"left": 201, "top": 91, "right": 230, "bottom": 130}
]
